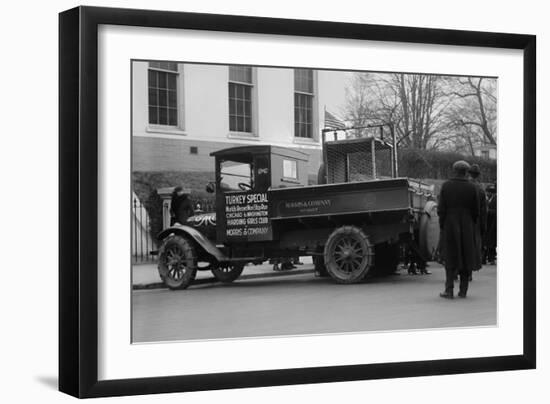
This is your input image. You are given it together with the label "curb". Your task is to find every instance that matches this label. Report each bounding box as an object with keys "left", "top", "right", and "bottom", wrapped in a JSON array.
[{"left": 133, "top": 268, "right": 315, "bottom": 290}]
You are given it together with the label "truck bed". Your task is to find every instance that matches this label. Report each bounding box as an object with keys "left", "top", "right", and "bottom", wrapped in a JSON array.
[{"left": 270, "top": 178, "right": 421, "bottom": 220}]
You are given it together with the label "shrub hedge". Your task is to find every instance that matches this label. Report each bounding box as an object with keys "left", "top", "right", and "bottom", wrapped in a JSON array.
[{"left": 398, "top": 148, "right": 496, "bottom": 183}]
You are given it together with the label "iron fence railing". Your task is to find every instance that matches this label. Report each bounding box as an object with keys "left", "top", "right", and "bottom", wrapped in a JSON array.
[{"left": 132, "top": 196, "right": 157, "bottom": 264}]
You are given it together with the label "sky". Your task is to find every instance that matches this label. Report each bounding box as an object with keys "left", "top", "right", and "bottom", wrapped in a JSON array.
[{"left": 317, "top": 70, "right": 354, "bottom": 118}]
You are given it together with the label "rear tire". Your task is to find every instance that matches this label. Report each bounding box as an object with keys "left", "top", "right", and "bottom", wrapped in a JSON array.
[
  {"left": 324, "top": 226, "right": 374, "bottom": 284},
  {"left": 158, "top": 235, "right": 197, "bottom": 290},
  {"left": 211, "top": 263, "right": 245, "bottom": 283}
]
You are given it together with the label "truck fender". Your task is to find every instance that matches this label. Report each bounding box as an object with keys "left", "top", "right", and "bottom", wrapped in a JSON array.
[{"left": 157, "top": 225, "right": 227, "bottom": 262}]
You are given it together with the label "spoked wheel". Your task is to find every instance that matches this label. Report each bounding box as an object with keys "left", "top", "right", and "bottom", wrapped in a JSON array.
[
  {"left": 324, "top": 226, "right": 374, "bottom": 284},
  {"left": 211, "top": 262, "right": 245, "bottom": 283},
  {"left": 158, "top": 235, "right": 197, "bottom": 290}
]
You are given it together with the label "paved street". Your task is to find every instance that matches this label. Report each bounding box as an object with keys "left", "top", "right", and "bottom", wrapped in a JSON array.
[{"left": 132, "top": 262, "right": 497, "bottom": 343}]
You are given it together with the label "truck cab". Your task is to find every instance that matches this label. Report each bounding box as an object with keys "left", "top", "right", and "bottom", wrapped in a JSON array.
[{"left": 210, "top": 145, "right": 309, "bottom": 244}]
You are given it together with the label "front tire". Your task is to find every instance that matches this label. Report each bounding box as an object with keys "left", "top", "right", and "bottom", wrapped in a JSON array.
[
  {"left": 158, "top": 235, "right": 197, "bottom": 290},
  {"left": 324, "top": 226, "right": 374, "bottom": 283},
  {"left": 211, "top": 263, "right": 245, "bottom": 283}
]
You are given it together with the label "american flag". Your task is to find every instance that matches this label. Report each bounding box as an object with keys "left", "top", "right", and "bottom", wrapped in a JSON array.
[{"left": 324, "top": 110, "right": 346, "bottom": 129}]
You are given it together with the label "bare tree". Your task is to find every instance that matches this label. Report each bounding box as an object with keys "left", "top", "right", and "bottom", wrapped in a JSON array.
[
  {"left": 343, "top": 73, "right": 400, "bottom": 139},
  {"left": 445, "top": 77, "right": 497, "bottom": 146},
  {"left": 392, "top": 73, "right": 451, "bottom": 149},
  {"left": 344, "top": 72, "right": 449, "bottom": 150},
  {"left": 344, "top": 73, "right": 498, "bottom": 153}
]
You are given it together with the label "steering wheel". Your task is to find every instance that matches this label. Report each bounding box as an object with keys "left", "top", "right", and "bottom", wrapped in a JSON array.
[{"left": 238, "top": 182, "right": 252, "bottom": 191}]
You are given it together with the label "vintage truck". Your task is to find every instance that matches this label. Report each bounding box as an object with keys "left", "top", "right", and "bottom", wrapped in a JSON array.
[{"left": 156, "top": 132, "right": 439, "bottom": 289}]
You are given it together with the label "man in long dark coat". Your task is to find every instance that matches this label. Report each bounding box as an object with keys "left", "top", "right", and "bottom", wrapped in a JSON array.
[{"left": 438, "top": 161, "right": 480, "bottom": 298}]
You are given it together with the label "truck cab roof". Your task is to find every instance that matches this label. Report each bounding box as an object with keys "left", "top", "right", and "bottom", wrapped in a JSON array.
[
  {"left": 212, "top": 145, "right": 311, "bottom": 192},
  {"left": 210, "top": 145, "right": 309, "bottom": 162}
]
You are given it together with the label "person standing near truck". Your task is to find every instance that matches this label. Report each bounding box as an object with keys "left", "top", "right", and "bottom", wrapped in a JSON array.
[
  {"left": 437, "top": 160, "right": 480, "bottom": 299},
  {"left": 468, "top": 164, "right": 487, "bottom": 272},
  {"left": 485, "top": 184, "right": 497, "bottom": 264},
  {"left": 170, "top": 186, "right": 195, "bottom": 225}
]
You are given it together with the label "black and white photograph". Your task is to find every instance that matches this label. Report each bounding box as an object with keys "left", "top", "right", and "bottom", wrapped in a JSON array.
[
  {"left": 51, "top": 3, "right": 538, "bottom": 399},
  {"left": 2, "top": 0, "right": 546, "bottom": 401},
  {"left": 131, "top": 61, "right": 498, "bottom": 343},
  {"left": 0, "top": 0, "right": 550, "bottom": 404}
]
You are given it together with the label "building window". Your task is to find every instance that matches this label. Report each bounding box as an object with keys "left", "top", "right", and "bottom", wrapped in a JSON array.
[
  {"left": 148, "top": 62, "right": 179, "bottom": 126},
  {"left": 294, "top": 69, "right": 314, "bottom": 138},
  {"left": 283, "top": 159, "right": 298, "bottom": 180},
  {"left": 228, "top": 66, "right": 253, "bottom": 133},
  {"left": 481, "top": 150, "right": 490, "bottom": 159}
]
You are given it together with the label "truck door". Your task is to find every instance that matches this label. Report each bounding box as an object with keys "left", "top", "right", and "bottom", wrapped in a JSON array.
[
  {"left": 253, "top": 154, "right": 270, "bottom": 192},
  {"left": 216, "top": 154, "right": 273, "bottom": 243}
]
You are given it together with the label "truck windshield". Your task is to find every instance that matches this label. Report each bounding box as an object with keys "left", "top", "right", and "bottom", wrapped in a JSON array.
[{"left": 219, "top": 160, "right": 253, "bottom": 191}]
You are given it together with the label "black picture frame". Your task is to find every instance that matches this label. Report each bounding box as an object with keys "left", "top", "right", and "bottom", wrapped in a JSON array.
[{"left": 59, "top": 6, "right": 536, "bottom": 398}]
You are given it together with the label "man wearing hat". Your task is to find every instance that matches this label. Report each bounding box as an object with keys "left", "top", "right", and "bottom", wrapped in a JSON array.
[
  {"left": 437, "top": 160, "right": 480, "bottom": 298},
  {"left": 485, "top": 184, "right": 497, "bottom": 264},
  {"left": 469, "top": 164, "right": 488, "bottom": 270},
  {"left": 170, "top": 185, "right": 195, "bottom": 225}
]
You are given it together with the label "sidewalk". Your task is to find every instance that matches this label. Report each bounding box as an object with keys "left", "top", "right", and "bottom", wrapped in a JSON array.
[{"left": 133, "top": 257, "right": 314, "bottom": 289}]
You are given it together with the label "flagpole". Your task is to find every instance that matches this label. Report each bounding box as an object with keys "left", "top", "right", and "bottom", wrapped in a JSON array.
[{"left": 321, "top": 105, "right": 328, "bottom": 181}]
